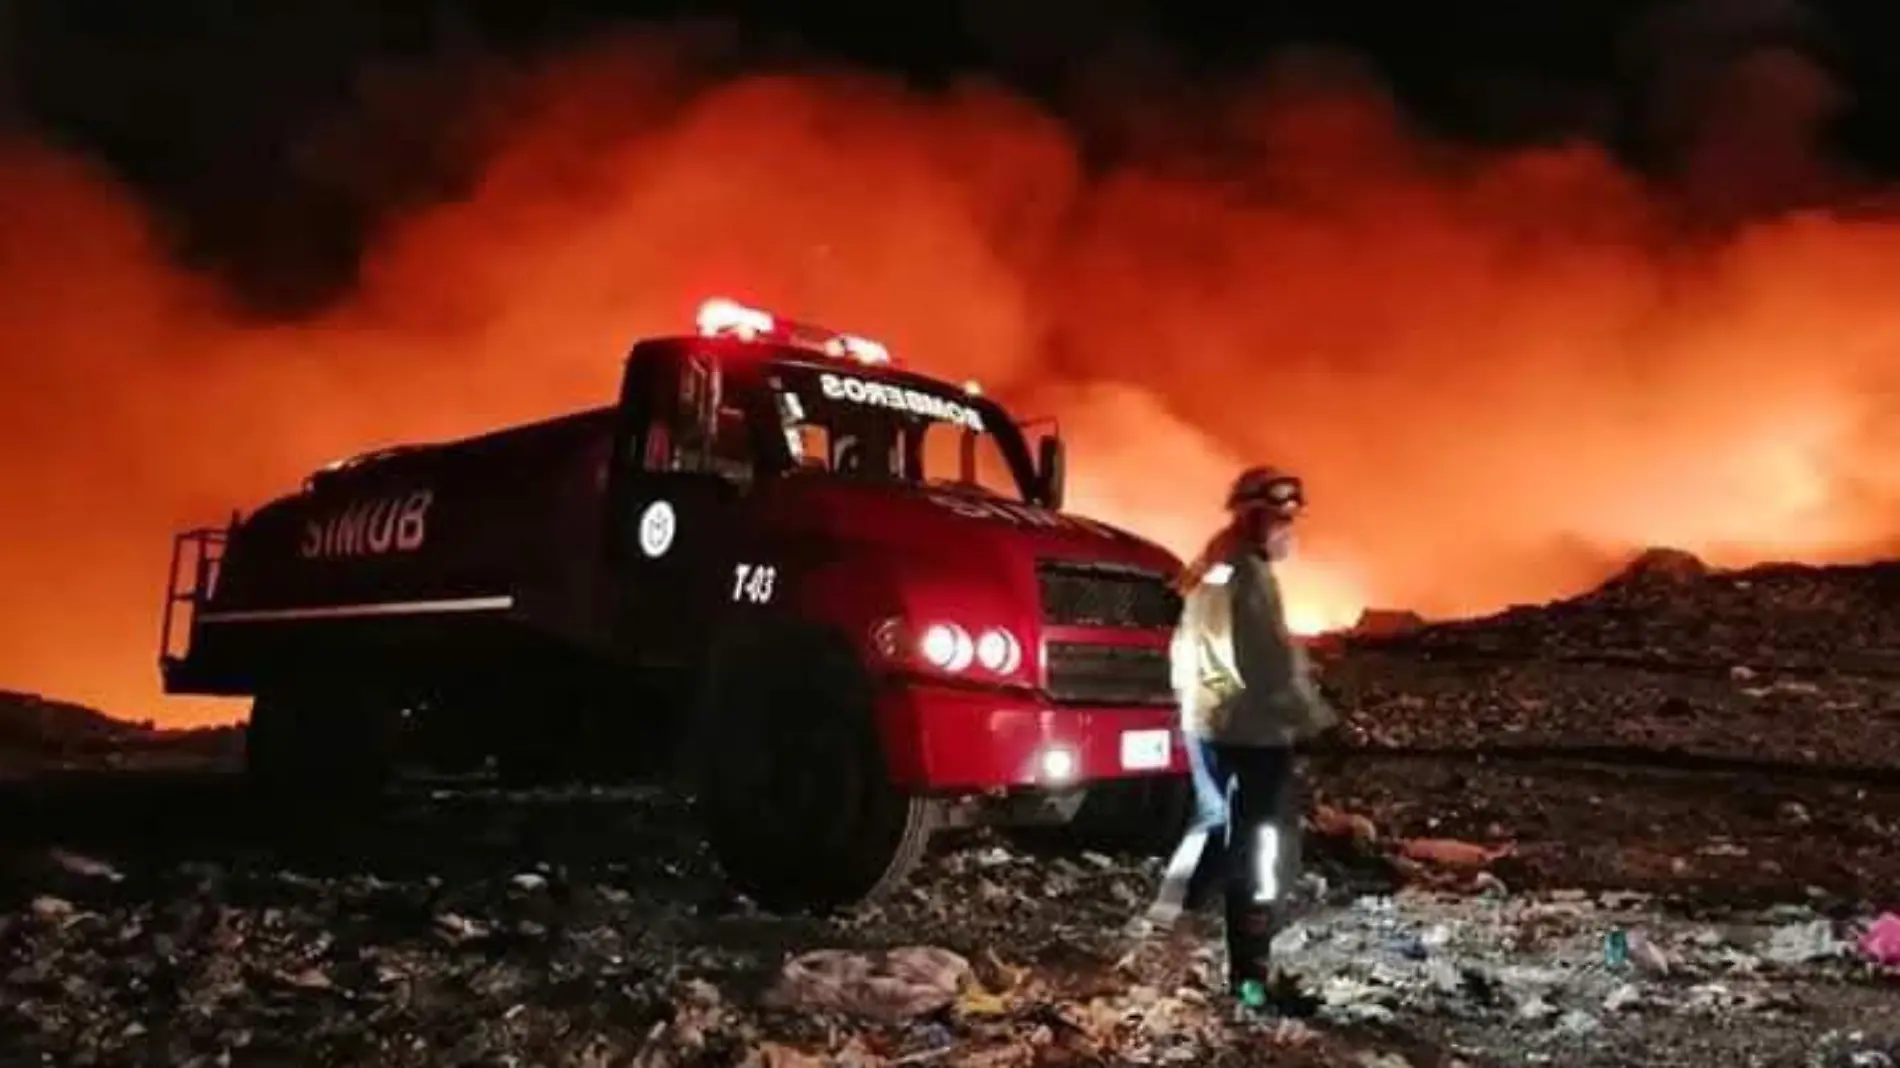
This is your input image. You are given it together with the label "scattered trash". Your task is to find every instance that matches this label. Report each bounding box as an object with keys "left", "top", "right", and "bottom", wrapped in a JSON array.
[
  {"left": 764, "top": 947, "right": 973, "bottom": 1023},
  {"left": 1396, "top": 838, "right": 1513, "bottom": 870},
  {"left": 432, "top": 911, "right": 490, "bottom": 943},
  {"left": 1603, "top": 929, "right": 1629, "bottom": 969},
  {"left": 1556, "top": 1009, "right": 1600, "bottom": 1036},
  {"left": 1861, "top": 913, "right": 1900, "bottom": 968},
  {"left": 26, "top": 892, "right": 71, "bottom": 917},
  {"left": 739, "top": 1042, "right": 828, "bottom": 1068},
  {"left": 1762, "top": 919, "right": 1846, "bottom": 966},
  {"left": 46, "top": 849, "right": 125, "bottom": 883},
  {"left": 1602, "top": 983, "right": 1642, "bottom": 1013},
  {"left": 1516, "top": 994, "right": 1558, "bottom": 1021},
  {"left": 1312, "top": 804, "right": 1380, "bottom": 843},
  {"left": 1626, "top": 930, "right": 1672, "bottom": 976}
]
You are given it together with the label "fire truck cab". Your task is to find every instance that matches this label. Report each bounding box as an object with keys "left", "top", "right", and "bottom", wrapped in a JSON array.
[{"left": 160, "top": 299, "right": 1191, "bottom": 910}]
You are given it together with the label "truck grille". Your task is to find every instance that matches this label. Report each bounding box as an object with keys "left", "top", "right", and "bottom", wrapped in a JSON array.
[
  {"left": 1043, "top": 642, "right": 1174, "bottom": 706},
  {"left": 1035, "top": 561, "right": 1181, "bottom": 630}
]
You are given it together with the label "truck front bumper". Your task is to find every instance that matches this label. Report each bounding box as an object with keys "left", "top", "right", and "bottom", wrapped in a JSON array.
[{"left": 875, "top": 680, "right": 1187, "bottom": 792}]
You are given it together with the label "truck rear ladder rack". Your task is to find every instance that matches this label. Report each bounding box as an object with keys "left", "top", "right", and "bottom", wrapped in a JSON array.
[{"left": 159, "top": 523, "right": 231, "bottom": 671}]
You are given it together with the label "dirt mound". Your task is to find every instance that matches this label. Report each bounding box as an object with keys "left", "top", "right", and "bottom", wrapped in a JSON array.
[
  {"left": 0, "top": 691, "right": 242, "bottom": 777},
  {"left": 0, "top": 691, "right": 139, "bottom": 749},
  {"left": 1349, "top": 552, "right": 1900, "bottom": 672},
  {"left": 1603, "top": 546, "right": 1711, "bottom": 587},
  {"left": 1324, "top": 555, "right": 1900, "bottom": 769},
  {"left": 1345, "top": 608, "right": 1429, "bottom": 638}
]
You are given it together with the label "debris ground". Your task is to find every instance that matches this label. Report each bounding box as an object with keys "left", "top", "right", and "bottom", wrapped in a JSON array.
[{"left": 1, "top": 552, "right": 1897, "bottom": 1066}]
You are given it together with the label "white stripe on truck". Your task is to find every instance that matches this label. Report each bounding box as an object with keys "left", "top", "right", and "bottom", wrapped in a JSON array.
[{"left": 197, "top": 595, "right": 515, "bottom": 624}]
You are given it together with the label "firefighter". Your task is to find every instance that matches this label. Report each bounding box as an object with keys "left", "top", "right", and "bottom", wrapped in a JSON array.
[{"left": 1157, "top": 465, "right": 1336, "bottom": 1015}]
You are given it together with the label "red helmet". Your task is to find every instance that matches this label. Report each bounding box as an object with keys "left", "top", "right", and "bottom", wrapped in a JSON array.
[{"left": 1226, "top": 465, "right": 1304, "bottom": 517}]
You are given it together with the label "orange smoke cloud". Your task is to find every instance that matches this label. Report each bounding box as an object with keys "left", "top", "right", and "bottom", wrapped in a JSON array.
[{"left": 1, "top": 37, "right": 1896, "bottom": 727}]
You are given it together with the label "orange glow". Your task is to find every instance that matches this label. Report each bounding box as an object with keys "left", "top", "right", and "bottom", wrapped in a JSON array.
[
  {"left": 0, "top": 41, "right": 1896, "bottom": 727},
  {"left": 1278, "top": 561, "right": 1370, "bottom": 636}
]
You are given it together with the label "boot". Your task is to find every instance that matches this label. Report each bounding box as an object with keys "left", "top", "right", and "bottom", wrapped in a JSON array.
[
  {"left": 1225, "top": 901, "right": 1321, "bottom": 1019},
  {"left": 1233, "top": 971, "right": 1323, "bottom": 1019}
]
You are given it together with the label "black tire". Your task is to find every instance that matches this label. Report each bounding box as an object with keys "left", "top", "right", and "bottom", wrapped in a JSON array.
[
  {"left": 693, "top": 624, "right": 936, "bottom": 913},
  {"left": 245, "top": 688, "right": 394, "bottom": 816},
  {"left": 1065, "top": 774, "right": 1194, "bottom": 855}
]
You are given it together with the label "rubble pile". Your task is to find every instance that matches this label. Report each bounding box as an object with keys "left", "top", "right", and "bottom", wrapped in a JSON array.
[
  {"left": 0, "top": 788, "right": 1449, "bottom": 1068},
  {"left": 3, "top": 551, "right": 1898, "bottom": 1065},
  {"left": 1254, "top": 887, "right": 1900, "bottom": 1066},
  {"left": 1324, "top": 552, "right": 1900, "bottom": 769},
  {"left": 4, "top": 807, "right": 1895, "bottom": 1068}
]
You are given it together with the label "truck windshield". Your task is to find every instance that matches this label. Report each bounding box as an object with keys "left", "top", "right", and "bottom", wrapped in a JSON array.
[{"left": 765, "top": 363, "right": 1037, "bottom": 503}]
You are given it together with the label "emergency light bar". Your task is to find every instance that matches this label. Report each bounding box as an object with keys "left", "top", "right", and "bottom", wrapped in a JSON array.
[
  {"left": 696, "top": 298, "right": 773, "bottom": 340},
  {"left": 695, "top": 296, "right": 894, "bottom": 366}
]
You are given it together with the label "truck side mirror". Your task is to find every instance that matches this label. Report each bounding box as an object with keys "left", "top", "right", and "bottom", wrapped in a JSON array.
[{"left": 1036, "top": 434, "right": 1066, "bottom": 511}]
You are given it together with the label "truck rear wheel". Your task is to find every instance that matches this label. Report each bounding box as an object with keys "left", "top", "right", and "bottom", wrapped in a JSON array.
[
  {"left": 245, "top": 688, "right": 394, "bottom": 814},
  {"left": 695, "top": 626, "right": 936, "bottom": 913}
]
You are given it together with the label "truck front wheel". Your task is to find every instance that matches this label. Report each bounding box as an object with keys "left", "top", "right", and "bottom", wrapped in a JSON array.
[{"left": 695, "top": 626, "right": 935, "bottom": 913}]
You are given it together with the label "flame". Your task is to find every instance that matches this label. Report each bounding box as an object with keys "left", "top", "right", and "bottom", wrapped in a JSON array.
[
  {"left": 0, "top": 39, "right": 1896, "bottom": 727},
  {"left": 1278, "top": 561, "right": 1370, "bottom": 636}
]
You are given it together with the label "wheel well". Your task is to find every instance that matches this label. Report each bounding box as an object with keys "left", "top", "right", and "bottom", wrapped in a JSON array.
[
  {"left": 691, "top": 617, "right": 874, "bottom": 766},
  {"left": 699, "top": 616, "right": 872, "bottom": 708}
]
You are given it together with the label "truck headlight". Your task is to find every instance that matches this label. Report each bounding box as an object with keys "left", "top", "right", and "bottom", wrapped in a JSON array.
[
  {"left": 974, "top": 627, "right": 1021, "bottom": 674},
  {"left": 1037, "top": 745, "right": 1078, "bottom": 784},
  {"left": 918, "top": 622, "right": 975, "bottom": 672}
]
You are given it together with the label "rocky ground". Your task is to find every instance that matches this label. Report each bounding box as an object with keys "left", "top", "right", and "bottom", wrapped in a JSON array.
[{"left": 1, "top": 550, "right": 1896, "bottom": 1067}]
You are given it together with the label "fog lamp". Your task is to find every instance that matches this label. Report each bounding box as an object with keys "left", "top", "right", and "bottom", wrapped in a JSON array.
[{"left": 1037, "top": 746, "right": 1079, "bottom": 784}]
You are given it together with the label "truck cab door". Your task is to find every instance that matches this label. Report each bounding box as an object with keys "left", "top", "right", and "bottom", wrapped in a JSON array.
[{"left": 607, "top": 346, "right": 748, "bottom": 668}]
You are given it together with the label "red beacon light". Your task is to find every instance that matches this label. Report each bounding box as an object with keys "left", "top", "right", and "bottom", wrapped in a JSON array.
[
  {"left": 823, "top": 334, "right": 891, "bottom": 366},
  {"left": 696, "top": 297, "right": 774, "bottom": 340},
  {"left": 694, "top": 296, "right": 894, "bottom": 366}
]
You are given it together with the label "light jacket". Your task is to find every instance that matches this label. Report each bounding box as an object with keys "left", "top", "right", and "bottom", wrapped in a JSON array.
[{"left": 1170, "top": 541, "right": 1336, "bottom": 747}]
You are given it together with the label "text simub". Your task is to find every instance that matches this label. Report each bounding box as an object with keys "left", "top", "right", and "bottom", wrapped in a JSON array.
[{"left": 300, "top": 490, "right": 433, "bottom": 560}]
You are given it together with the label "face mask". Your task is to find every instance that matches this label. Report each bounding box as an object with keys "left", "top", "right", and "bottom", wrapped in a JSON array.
[{"left": 1265, "top": 523, "right": 1296, "bottom": 561}]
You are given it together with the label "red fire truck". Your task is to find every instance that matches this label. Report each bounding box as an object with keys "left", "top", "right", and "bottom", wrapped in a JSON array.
[{"left": 159, "top": 299, "right": 1190, "bottom": 910}]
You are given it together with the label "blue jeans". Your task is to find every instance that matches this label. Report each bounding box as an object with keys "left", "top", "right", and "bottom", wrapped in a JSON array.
[
  {"left": 1185, "top": 732, "right": 1230, "bottom": 831},
  {"left": 1148, "top": 733, "right": 1231, "bottom": 921}
]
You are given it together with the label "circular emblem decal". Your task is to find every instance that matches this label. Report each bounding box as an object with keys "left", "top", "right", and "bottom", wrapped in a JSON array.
[{"left": 637, "top": 500, "right": 676, "bottom": 558}]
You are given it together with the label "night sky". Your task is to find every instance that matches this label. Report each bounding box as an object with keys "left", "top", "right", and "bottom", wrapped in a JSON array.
[{"left": 8, "top": 0, "right": 1897, "bottom": 315}]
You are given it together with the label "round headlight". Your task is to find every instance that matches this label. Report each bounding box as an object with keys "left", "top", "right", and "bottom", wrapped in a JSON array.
[
  {"left": 974, "top": 628, "right": 1022, "bottom": 674},
  {"left": 919, "top": 622, "right": 974, "bottom": 672}
]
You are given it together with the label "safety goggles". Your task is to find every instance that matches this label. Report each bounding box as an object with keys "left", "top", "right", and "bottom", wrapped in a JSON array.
[{"left": 1234, "top": 475, "right": 1304, "bottom": 520}]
